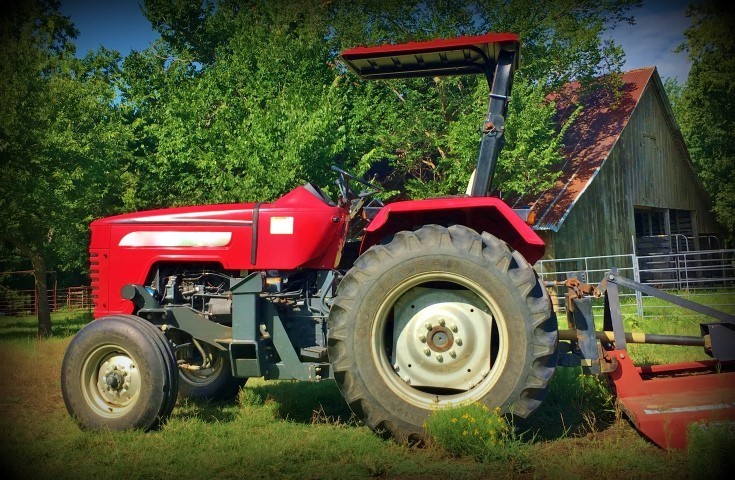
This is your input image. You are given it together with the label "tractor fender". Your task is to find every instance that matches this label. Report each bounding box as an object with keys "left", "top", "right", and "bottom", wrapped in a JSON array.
[{"left": 360, "top": 197, "right": 545, "bottom": 264}]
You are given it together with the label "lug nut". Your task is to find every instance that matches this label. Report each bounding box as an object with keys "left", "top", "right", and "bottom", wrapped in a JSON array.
[
  {"left": 436, "top": 354, "right": 443, "bottom": 362},
  {"left": 455, "top": 338, "right": 463, "bottom": 346},
  {"left": 449, "top": 350, "right": 457, "bottom": 358},
  {"left": 424, "top": 348, "right": 431, "bottom": 356},
  {"left": 449, "top": 323, "right": 458, "bottom": 332},
  {"left": 393, "top": 364, "right": 400, "bottom": 371},
  {"left": 438, "top": 318, "right": 445, "bottom": 326},
  {"left": 425, "top": 322, "right": 433, "bottom": 330},
  {"left": 418, "top": 334, "right": 427, "bottom": 342}
]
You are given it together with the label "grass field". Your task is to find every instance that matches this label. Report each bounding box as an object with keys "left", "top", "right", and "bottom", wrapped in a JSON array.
[{"left": 0, "top": 301, "right": 732, "bottom": 479}]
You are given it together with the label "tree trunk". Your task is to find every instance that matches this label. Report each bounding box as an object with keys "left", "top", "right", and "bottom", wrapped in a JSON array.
[{"left": 30, "top": 252, "right": 52, "bottom": 337}]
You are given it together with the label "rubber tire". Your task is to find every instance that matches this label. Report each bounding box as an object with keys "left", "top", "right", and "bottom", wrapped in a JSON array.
[
  {"left": 61, "top": 315, "right": 178, "bottom": 431},
  {"left": 327, "top": 224, "right": 558, "bottom": 442},
  {"left": 177, "top": 347, "right": 246, "bottom": 400},
  {"left": 110, "top": 314, "right": 179, "bottom": 419}
]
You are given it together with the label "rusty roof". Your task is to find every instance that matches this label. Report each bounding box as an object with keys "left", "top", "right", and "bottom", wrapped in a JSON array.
[{"left": 507, "top": 67, "right": 656, "bottom": 231}]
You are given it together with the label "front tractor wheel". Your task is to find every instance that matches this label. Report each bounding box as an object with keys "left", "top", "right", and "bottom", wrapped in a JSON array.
[
  {"left": 327, "top": 224, "right": 557, "bottom": 442},
  {"left": 61, "top": 315, "right": 178, "bottom": 431}
]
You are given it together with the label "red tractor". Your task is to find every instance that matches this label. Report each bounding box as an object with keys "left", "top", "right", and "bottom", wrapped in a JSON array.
[{"left": 61, "top": 33, "right": 735, "bottom": 446}]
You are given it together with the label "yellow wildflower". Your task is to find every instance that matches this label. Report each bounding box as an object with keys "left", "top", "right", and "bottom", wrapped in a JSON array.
[
  {"left": 451, "top": 418, "right": 457, "bottom": 423},
  {"left": 462, "top": 431, "right": 468, "bottom": 436}
]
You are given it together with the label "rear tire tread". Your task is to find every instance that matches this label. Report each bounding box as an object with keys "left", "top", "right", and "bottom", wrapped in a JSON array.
[{"left": 328, "top": 224, "right": 557, "bottom": 440}]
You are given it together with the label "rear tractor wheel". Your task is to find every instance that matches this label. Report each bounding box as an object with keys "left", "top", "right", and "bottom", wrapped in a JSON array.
[
  {"left": 61, "top": 315, "right": 178, "bottom": 431},
  {"left": 328, "top": 224, "right": 557, "bottom": 442}
]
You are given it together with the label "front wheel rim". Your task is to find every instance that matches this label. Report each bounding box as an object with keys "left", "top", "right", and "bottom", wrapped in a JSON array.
[
  {"left": 80, "top": 345, "right": 142, "bottom": 418},
  {"left": 370, "top": 271, "right": 510, "bottom": 410}
]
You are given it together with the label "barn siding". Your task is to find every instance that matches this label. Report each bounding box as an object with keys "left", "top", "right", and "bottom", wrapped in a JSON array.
[
  {"left": 546, "top": 137, "right": 634, "bottom": 259},
  {"left": 625, "top": 81, "right": 719, "bottom": 234},
  {"left": 542, "top": 74, "right": 720, "bottom": 261}
]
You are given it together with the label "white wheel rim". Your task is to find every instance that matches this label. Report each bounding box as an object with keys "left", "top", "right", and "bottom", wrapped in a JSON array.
[
  {"left": 370, "top": 271, "right": 510, "bottom": 409},
  {"left": 81, "top": 345, "right": 142, "bottom": 418}
]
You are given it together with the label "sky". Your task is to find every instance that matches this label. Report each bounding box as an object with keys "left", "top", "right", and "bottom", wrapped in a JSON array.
[{"left": 59, "top": 0, "right": 698, "bottom": 83}]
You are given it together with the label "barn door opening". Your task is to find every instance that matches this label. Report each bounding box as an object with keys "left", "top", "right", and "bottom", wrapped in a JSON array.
[{"left": 634, "top": 207, "right": 695, "bottom": 255}]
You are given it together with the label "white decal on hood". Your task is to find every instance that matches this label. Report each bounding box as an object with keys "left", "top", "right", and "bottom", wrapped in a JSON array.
[
  {"left": 119, "top": 231, "right": 232, "bottom": 247},
  {"left": 270, "top": 217, "right": 294, "bottom": 235}
]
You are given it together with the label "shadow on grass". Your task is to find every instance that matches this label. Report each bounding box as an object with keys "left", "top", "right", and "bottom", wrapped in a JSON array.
[
  {"left": 171, "top": 398, "right": 240, "bottom": 423},
  {"left": 247, "top": 380, "right": 353, "bottom": 424},
  {"left": 168, "top": 380, "right": 352, "bottom": 426},
  {"left": 519, "top": 367, "right": 617, "bottom": 442},
  {"left": 171, "top": 369, "right": 614, "bottom": 436}
]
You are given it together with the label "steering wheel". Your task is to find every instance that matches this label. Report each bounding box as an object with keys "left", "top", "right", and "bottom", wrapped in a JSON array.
[
  {"left": 331, "top": 165, "right": 383, "bottom": 218},
  {"left": 331, "top": 165, "right": 381, "bottom": 200}
]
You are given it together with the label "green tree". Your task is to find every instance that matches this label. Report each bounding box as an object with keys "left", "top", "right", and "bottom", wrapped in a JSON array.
[
  {"left": 0, "top": 0, "right": 129, "bottom": 335},
  {"left": 676, "top": 0, "right": 735, "bottom": 238},
  {"left": 120, "top": 1, "right": 344, "bottom": 208},
  {"left": 331, "top": 0, "right": 636, "bottom": 198},
  {"left": 122, "top": 0, "right": 638, "bottom": 208}
]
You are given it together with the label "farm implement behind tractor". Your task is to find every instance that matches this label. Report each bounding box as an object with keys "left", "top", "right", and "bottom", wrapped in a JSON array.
[
  {"left": 60, "top": 32, "right": 734, "bottom": 450},
  {"left": 557, "top": 269, "right": 735, "bottom": 449}
]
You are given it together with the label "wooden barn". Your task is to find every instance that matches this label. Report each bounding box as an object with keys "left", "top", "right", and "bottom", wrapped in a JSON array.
[{"left": 510, "top": 67, "right": 724, "bottom": 261}]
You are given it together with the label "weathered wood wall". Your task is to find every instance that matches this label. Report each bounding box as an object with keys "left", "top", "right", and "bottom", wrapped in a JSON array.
[{"left": 543, "top": 73, "right": 721, "bottom": 261}]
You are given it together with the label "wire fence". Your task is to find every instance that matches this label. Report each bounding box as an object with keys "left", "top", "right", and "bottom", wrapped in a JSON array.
[
  {"left": 0, "top": 286, "right": 92, "bottom": 317},
  {"left": 536, "top": 249, "right": 735, "bottom": 318}
]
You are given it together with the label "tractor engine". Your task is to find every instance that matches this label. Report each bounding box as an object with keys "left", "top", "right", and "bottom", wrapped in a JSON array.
[
  {"left": 146, "top": 265, "right": 236, "bottom": 324},
  {"left": 143, "top": 263, "right": 331, "bottom": 353}
]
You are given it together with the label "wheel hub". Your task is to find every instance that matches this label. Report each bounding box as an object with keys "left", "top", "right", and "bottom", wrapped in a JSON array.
[
  {"left": 105, "top": 371, "right": 124, "bottom": 390},
  {"left": 95, "top": 354, "right": 141, "bottom": 407},
  {"left": 391, "top": 287, "right": 494, "bottom": 390},
  {"left": 427, "top": 325, "right": 453, "bottom": 352}
]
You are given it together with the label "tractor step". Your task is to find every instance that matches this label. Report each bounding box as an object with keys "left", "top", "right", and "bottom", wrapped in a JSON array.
[{"left": 300, "top": 346, "right": 328, "bottom": 360}]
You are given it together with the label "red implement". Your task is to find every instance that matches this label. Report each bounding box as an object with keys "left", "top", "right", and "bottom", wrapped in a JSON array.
[{"left": 608, "top": 351, "right": 735, "bottom": 449}]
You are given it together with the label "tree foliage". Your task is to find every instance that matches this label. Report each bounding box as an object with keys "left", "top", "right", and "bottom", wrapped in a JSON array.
[
  {"left": 675, "top": 0, "right": 735, "bottom": 237},
  {"left": 0, "top": 0, "right": 129, "bottom": 334},
  {"left": 0, "top": 0, "right": 643, "bottom": 331},
  {"left": 127, "top": 0, "right": 637, "bottom": 204},
  {"left": 122, "top": 1, "right": 344, "bottom": 207},
  {"left": 326, "top": 0, "right": 636, "bottom": 198}
]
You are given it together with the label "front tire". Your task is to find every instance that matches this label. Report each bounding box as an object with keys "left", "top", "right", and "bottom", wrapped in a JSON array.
[
  {"left": 328, "top": 225, "right": 557, "bottom": 442},
  {"left": 61, "top": 315, "right": 178, "bottom": 431}
]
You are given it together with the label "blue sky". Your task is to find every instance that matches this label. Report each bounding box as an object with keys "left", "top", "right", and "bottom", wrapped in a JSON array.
[{"left": 60, "top": 0, "right": 698, "bottom": 82}]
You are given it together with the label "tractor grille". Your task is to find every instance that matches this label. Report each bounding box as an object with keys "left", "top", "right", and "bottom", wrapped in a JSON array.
[{"left": 89, "top": 248, "right": 108, "bottom": 314}]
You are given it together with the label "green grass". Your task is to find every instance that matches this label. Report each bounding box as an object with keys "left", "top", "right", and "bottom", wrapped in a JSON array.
[
  {"left": 0, "top": 309, "right": 91, "bottom": 340},
  {"left": 687, "top": 423, "right": 735, "bottom": 480},
  {"left": 426, "top": 402, "right": 533, "bottom": 471},
  {"left": 0, "top": 304, "right": 728, "bottom": 479}
]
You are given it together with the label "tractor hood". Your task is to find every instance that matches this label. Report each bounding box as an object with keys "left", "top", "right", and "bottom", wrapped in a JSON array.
[{"left": 91, "top": 203, "right": 257, "bottom": 227}]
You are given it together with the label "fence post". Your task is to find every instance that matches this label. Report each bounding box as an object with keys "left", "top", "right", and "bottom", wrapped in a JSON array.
[
  {"left": 631, "top": 236, "right": 643, "bottom": 317},
  {"left": 633, "top": 254, "right": 643, "bottom": 317}
]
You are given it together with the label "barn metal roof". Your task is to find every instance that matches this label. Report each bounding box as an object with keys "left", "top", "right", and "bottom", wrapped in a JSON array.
[{"left": 507, "top": 67, "right": 655, "bottom": 232}]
